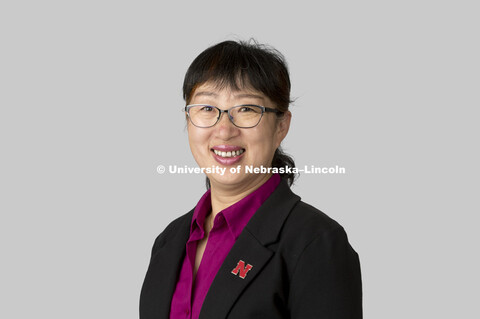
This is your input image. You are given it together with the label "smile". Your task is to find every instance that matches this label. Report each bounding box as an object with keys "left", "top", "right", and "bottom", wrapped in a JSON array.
[
  {"left": 210, "top": 145, "right": 245, "bottom": 165},
  {"left": 213, "top": 149, "right": 245, "bottom": 158}
]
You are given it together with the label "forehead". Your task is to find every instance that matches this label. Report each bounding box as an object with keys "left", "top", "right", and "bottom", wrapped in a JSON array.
[{"left": 191, "top": 81, "right": 267, "bottom": 102}]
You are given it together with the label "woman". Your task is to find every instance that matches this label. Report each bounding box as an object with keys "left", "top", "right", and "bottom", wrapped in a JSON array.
[{"left": 140, "top": 39, "right": 362, "bottom": 319}]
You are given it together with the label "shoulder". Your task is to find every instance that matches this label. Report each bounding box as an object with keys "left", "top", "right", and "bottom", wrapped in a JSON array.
[
  {"left": 282, "top": 203, "right": 363, "bottom": 317},
  {"left": 151, "top": 209, "right": 193, "bottom": 250},
  {"left": 163, "top": 209, "right": 193, "bottom": 233},
  {"left": 277, "top": 200, "right": 353, "bottom": 261},
  {"left": 289, "top": 201, "right": 342, "bottom": 233},
  {"left": 283, "top": 200, "right": 344, "bottom": 240}
]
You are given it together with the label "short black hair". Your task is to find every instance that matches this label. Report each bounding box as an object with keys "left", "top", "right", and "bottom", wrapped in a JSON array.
[{"left": 183, "top": 39, "right": 292, "bottom": 112}]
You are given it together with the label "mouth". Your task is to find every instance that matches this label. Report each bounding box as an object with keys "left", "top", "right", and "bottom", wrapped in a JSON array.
[
  {"left": 211, "top": 145, "right": 245, "bottom": 165},
  {"left": 212, "top": 149, "right": 245, "bottom": 158}
]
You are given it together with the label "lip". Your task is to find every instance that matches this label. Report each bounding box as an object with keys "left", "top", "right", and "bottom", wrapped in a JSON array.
[{"left": 211, "top": 145, "right": 245, "bottom": 166}]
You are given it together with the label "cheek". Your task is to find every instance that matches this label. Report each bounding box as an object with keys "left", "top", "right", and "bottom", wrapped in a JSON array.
[
  {"left": 246, "top": 128, "right": 278, "bottom": 163},
  {"left": 188, "top": 127, "right": 210, "bottom": 155}
]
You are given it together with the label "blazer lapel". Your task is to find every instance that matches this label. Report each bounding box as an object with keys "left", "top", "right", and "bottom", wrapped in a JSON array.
[
  {"left": 140, "top": 211, "right": 192, "bottom": 319},
  {"left": 199, "top": 180, "right": 301, "bottom": 318},
  {"left": 199, "top": 231, "right": 273, "bottom": 318}
]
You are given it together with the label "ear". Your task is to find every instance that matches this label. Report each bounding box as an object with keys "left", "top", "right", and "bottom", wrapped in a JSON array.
[{"left": 274, "top": 111, "right": 292, "bottom": 148}]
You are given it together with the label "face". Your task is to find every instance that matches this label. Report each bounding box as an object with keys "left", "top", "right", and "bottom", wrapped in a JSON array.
[{"left": 186, "top": 81, "right": 291, "bottom": 190}]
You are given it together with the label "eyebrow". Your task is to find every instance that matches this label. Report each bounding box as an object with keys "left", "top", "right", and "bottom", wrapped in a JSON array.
[
  {"left": 193, "top": 91, "right": 217, "bottom": 98},
  {"left": 234, "top": 93, "right": 265, "bottom": 101},
  {"left": 193, "top": 91, "right": 265, "bottom": 101}
]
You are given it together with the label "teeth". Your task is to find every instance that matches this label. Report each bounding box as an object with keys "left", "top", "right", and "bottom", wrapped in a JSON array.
[{"left": 213, "top": 149, "right": 244, "bottom": 158}]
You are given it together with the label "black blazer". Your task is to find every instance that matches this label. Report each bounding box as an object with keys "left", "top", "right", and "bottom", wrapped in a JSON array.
[{"left": 140, "top": 180, "right": 362, "bottom": 318}]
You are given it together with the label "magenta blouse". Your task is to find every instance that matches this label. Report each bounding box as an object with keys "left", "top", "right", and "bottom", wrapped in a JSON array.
[{"left": 169, "top": 173, "right": 281, "bottom": 319}]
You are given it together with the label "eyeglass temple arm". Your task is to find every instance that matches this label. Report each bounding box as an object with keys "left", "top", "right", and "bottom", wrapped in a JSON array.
[{"left": 264, "top": 107, "right": 284, "bottom": 114}]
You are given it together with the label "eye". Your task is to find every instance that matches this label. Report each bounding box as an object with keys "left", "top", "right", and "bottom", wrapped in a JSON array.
[
  {"left": 238, "top": 105, "right": 257, "bottom": 113},
  {"left": 199, "top": 105, "right": 214, "bottom": 112}
]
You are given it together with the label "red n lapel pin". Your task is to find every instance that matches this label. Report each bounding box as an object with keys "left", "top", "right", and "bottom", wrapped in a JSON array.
[{"left": 231, "top": 260, "right": 253, "bottom": 279}]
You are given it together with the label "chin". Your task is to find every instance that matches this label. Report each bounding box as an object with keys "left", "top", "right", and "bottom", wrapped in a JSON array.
[{"left": 208, "top": 173, "right": 248, "bottom": 187}]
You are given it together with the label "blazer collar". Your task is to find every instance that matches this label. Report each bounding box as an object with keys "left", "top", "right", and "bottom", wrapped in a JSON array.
[
  {"left": 199, "top": 179, "right": 301, "bottom": 318},
  {"left": 245, "top": 179, "right": 301, "bottom": 245}
]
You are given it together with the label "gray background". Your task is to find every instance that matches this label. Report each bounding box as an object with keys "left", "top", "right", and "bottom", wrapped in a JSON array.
[{"left": 1, "top": 0, "right": 478, "bottom": 318}]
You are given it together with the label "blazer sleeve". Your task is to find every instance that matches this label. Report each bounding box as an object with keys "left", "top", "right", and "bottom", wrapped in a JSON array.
[{"left": 288, "top": 226, "right": 363, "bottom": 319}]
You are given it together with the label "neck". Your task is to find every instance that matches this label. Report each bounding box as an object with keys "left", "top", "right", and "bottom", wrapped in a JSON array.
[{"left": 209, "top": 173, "right": 272, "bottom": 218}]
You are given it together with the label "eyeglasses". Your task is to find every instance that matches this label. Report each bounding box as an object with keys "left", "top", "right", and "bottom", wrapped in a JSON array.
[{"left": 184, "top": 104, "right": 283, "bottom": 128}]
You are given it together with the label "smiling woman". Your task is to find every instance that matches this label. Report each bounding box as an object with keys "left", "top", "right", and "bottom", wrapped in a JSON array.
[
  {"left": 140, "top": 39, "right": 362, "bottom": 319},
  {"left": 186, "top": 80, "right": 290, "bottom": 192}
]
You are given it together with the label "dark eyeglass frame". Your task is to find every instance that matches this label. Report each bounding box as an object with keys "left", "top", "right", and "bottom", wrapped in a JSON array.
[{"left": 184, "top": 104, "right": 283, "bottom": 128}]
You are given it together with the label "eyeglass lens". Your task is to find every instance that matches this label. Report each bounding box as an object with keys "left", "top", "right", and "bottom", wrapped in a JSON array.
[{"left": 188, "top": 105, "right": 263, "bottom": 128}]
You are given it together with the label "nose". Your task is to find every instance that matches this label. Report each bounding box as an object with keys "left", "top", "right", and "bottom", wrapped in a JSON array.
[{"left": 215, "top": 109, "right": 239, "bottom": 139}]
